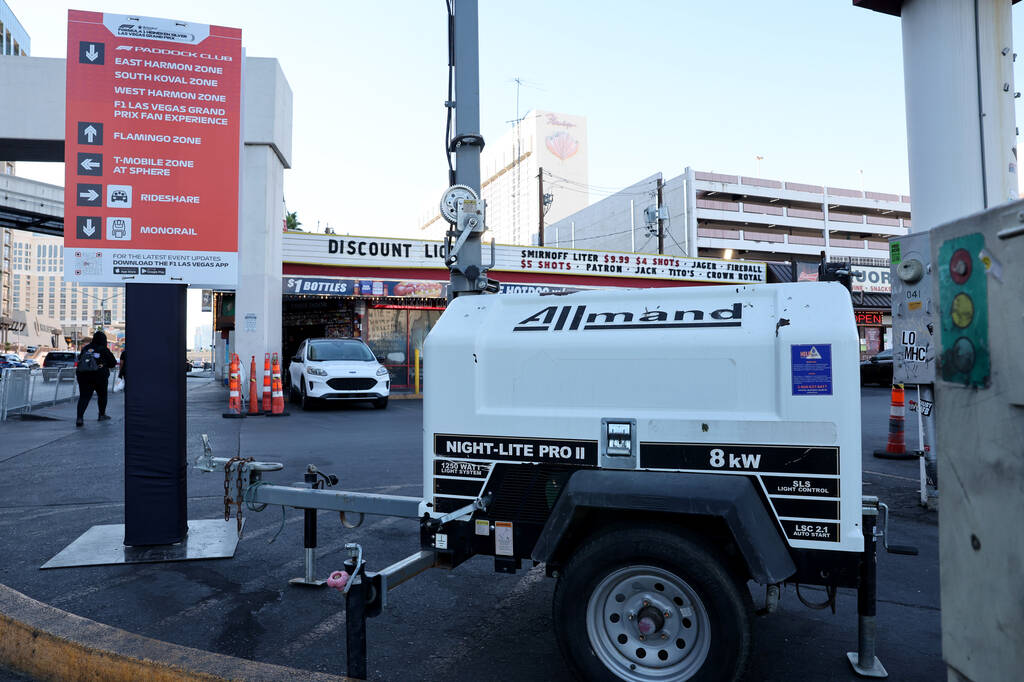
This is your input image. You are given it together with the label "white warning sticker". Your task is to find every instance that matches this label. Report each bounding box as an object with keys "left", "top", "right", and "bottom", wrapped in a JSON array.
[
  {"left": 495, "top": 521, "right": 513, "bottom": 556},
  {"left": 435, "top": 533, "right": 448, "bottom": 550},
  {"left": 475, "top": 519, "right": 490, "bottom": 536}
]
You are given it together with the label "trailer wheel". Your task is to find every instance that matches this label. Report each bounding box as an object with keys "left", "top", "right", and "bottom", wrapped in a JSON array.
[{"left": 553, "top": 525, "right": 751, "bottom": 682}]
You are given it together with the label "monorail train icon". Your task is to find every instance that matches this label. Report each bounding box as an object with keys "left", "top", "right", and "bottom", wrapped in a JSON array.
[{"left": 111, "top": 219, "right": 127, "bottom": 239}]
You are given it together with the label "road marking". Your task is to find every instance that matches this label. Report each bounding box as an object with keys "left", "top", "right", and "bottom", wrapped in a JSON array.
[{"left": 863, "top": 469, "right": 918, "bottom": 483}]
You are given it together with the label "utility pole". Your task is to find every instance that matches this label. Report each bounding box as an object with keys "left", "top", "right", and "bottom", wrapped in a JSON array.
[
  {"left": 537, "top": 166, "right": 545, "bottom": 246},
  {"left": 446, "top": 0, "right": 490, "bottom": 298},
  {"left": 656, "top": 177, "right": 665, "bottom": 255}
]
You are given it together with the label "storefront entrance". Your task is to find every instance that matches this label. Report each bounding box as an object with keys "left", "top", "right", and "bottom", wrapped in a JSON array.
[
  {"left": 364, "top": 305, "right": 443, "bottom": 390},
  {"left": 282, "top": 295, "right": 358, "bottom": 376}
]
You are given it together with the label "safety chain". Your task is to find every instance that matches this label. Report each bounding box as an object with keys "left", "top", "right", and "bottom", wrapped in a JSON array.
[{"left": 223, "top": 456, "right": 254, "bottom": 533}]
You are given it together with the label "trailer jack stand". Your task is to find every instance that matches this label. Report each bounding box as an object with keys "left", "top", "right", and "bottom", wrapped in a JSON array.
[
  {"left": 290, "top": 508, "right": 326, "bottom": 587},
  {"left": 847, "top": 500, "right": 887, "bottom": 678}
]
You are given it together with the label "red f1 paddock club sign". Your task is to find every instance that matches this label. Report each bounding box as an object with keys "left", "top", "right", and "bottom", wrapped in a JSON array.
[{"left": 64, "top": 10, "right": 242, "bottom": 287}]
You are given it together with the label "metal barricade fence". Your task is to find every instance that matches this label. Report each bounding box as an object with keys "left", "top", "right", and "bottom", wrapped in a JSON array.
[
  {"left": 1, "top": 368, "right": 33, "bottom": 421},
  {"left": 52, "top": 367, "right": 80, "bottom": 407}
]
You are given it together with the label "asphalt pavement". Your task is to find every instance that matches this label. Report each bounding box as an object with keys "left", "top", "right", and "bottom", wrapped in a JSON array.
[{"left": 0, "top": 380, "right": 939, "bottom": 681}]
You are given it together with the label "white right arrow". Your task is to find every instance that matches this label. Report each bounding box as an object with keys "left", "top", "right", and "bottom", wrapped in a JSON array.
[
  {"left": 79, "top": 189, "right": 99, "bottom": 201},
  {"left": 83, "top": 125, "right": 97, "bottom": 142},
  {"left": 85, "top": 44, "right": 99, "bottom": 61},
  {"left": 82, "top": 219, "right": 96, "bottom": 236},
  {"left": 80, "top": 158, "right": 99, "bottom": 171}
]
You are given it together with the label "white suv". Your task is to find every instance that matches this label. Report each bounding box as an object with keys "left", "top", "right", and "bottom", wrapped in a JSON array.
[{"left": 288, "top": 338, "right": 390, "bottom": 410}]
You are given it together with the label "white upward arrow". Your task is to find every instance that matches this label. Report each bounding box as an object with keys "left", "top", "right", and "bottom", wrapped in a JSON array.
[
  {"left": 79, "top": 188, "right": 99, "bottom": 201},
  {"left": 83, "top": 125, "right": 97, "bottom": 142},
  {"left": 85, "top": 44, "right": 99, "bottom": 61},
  {"left": 82, "top": 219, "right": 96, "bottom": 236},
  {"left": 80, "top": 158, "right": 99, "bottom": 171}
]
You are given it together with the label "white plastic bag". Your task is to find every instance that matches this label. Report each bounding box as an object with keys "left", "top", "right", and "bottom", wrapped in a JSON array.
[{"left": 113, "top": 377, "right": 125, "bottom": 392}]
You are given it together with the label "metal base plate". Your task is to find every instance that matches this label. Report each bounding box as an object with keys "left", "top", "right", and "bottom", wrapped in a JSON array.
[
  {"left": 288, "top": 577, "right": 327, "bottom": 587},
  {"left": 41, "top": 519, "right": 242, "bottom": 569},
  {"left": 846, "top": 652, "right": 888, "bottom": 678}
]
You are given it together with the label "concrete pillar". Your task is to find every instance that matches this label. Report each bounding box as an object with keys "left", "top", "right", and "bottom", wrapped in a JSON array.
[
  {"left": 900, "top": 0, "right": 1017, "bottom": 230},
  {"left": 235, "top": 58, "right": 292, "bottom": 373}
]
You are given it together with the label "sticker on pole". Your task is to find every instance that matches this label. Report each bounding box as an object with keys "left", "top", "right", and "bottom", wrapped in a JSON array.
[{"left": 791, "top": 344, "right": 832, "bottom": 396}]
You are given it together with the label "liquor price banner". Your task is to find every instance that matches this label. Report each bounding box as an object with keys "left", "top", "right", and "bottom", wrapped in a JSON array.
[
  {"left": 282, "top": 233, "right": 767, "bottom": 285},
  {"left": 64, "top": 11, "right": 242, "bottom": 286}
]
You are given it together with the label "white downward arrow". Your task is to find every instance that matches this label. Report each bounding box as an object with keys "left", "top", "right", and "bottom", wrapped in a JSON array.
[
  {"left": 79, "top": 189, "right": 99, "bottom": 201},
  {"left": 85, "top": 44, "right": 99, "bottom": 61},
  {"left": 80, "top": 158, "right": 99, "bottom": 171},
  {"left": 82, "top": 220, "right": 96, "bottom": 236},
  {"left": 83, "top": 125, "right": 97, "bottom": 142}
]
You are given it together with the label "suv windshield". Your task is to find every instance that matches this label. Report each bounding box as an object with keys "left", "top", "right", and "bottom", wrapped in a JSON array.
[{"left": 307, "top": 340, "right": 375, "bottom": 362}]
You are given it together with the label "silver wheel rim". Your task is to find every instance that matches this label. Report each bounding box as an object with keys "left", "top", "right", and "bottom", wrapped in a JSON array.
[{"left": 586, "top": 565, "right": 711, "bottom": 681}]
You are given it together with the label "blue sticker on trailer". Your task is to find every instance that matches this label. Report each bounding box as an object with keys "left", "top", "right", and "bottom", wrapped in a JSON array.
[{"left": 791, "top": 344, "right": 832, "bottom": 395}]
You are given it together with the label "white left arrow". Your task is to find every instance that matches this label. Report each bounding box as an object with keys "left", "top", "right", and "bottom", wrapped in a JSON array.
[
  {"left": 79, "top": 189, "right": 99, "bottom": 201},
  {"left": 80, "top": 158, "right": 99, "bottom": 171},
  {"left": 85, "top": 44, "right": 99, "bottom": 61}
]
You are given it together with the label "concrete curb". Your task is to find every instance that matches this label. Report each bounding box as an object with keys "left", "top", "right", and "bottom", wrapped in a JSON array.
[{"left": 0, "top": 583, "right": 350, "bottom": 682}]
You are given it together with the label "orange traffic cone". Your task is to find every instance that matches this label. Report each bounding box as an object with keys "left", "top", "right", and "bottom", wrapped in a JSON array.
[
  {"left": 222, "top": 354, "right": 246, "bottom": 418},
  {"left": 265, "top": 352, "right": 288, "bottom": 417},
  {"left": 874, "top": 384, "right": 912, "bottom": 459},
  {"left": 261, "top": 352, "right": 272, "bottom": 413},
  {"left": 247, "top": 355, "right": 262, "bottom": 415}
]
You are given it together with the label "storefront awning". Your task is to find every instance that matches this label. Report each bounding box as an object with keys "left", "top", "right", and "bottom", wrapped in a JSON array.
[{"left": 853, "top": 292, "right": 890, "bottom": 309}]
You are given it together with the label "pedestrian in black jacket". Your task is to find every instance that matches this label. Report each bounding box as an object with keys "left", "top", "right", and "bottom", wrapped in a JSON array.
[{"left": 76, "top": 330, "right": 118, "bottom": 427}]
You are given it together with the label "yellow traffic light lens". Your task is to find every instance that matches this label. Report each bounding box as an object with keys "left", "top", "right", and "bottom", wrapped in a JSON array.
[{"left": 951, "top": 292, "right": 974, "bottom": 329}]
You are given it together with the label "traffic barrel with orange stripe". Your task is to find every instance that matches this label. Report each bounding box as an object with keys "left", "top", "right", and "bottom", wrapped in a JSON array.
[
  {"left": 266, "top": 352, "right": 288, "bottom": 417},
  {"left": 261, "top": 352, "right": 272, "bottom": 413},
  {"left": 222, "top": 354, "right": 246, "bottom": 418},
  {"left": 873, "top": 383, "right": 913, "bottom": 459}
]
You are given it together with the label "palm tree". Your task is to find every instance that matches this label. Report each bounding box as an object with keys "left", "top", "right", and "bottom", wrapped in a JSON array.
[{"left": 286, "top": 211, "right": 302, "bottom": 231}]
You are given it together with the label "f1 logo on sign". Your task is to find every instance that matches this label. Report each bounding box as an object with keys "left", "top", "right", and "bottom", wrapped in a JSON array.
[{"left": 901, "top": 330, "right": 928, "bottom": 362}]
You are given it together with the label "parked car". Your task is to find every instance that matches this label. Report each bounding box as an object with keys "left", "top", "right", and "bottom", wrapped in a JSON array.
[
  {"left": 0, "top": 353, "right": 26, "bottom": 370},
  {"left": 288, "top": 338, "right": 390, "bottom": 410},
  {"left": 42, "top": 351, "right": 78, "bottom": 381},
  {"left": 860, "top": 348, "right": 893, "bottom": 386}
]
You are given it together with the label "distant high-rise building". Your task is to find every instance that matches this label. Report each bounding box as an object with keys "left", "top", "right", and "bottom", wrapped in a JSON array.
[
  {"left": 420, "top": 110, "right": 589, "bottom": 246},
  {"left": 8, "top": 230, "right": 126, "bottom": 348},
  {"left": 193, "top": 324, "right": 212, "bottom": 350}
]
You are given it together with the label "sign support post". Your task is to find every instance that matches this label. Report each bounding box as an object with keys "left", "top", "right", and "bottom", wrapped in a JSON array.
[{"left": 124, "top": 283, "right": 187, "bottom": 545}]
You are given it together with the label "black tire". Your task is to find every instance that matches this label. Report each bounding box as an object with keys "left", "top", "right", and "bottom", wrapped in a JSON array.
[
  {"left": 299, "top": 382, "right": 315, "bottom": 411},
  {"left": 288, "top": 379, "right": 299, "bottom": 404},
  {"left": 372, "top": 397, "right": 388, "bottom": 410},
  {"left": 553, "top": 524, "right": 752, "bottom": 682}
]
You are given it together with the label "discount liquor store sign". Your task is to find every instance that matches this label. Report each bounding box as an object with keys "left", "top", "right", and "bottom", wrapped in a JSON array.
[{"left": 64, "top": 10, "right": 242, "bottom": 286}]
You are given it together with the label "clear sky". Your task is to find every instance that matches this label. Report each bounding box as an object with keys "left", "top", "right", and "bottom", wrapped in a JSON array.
[{"left": 8, "top": 0, "right": 1024, "bottom": 342}]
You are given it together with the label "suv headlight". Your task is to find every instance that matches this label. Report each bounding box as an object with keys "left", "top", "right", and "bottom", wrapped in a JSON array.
[
  {"left": 306, "top": 366, "right": 327, "bottom": 376},
  {"left": 376, "top": 366, "right": 389, "bottom": 377}
]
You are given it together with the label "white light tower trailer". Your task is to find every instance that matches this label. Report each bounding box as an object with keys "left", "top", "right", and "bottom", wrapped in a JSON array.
[{"left": 204, "top": 280, "right": 915, "bottom": 681}]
